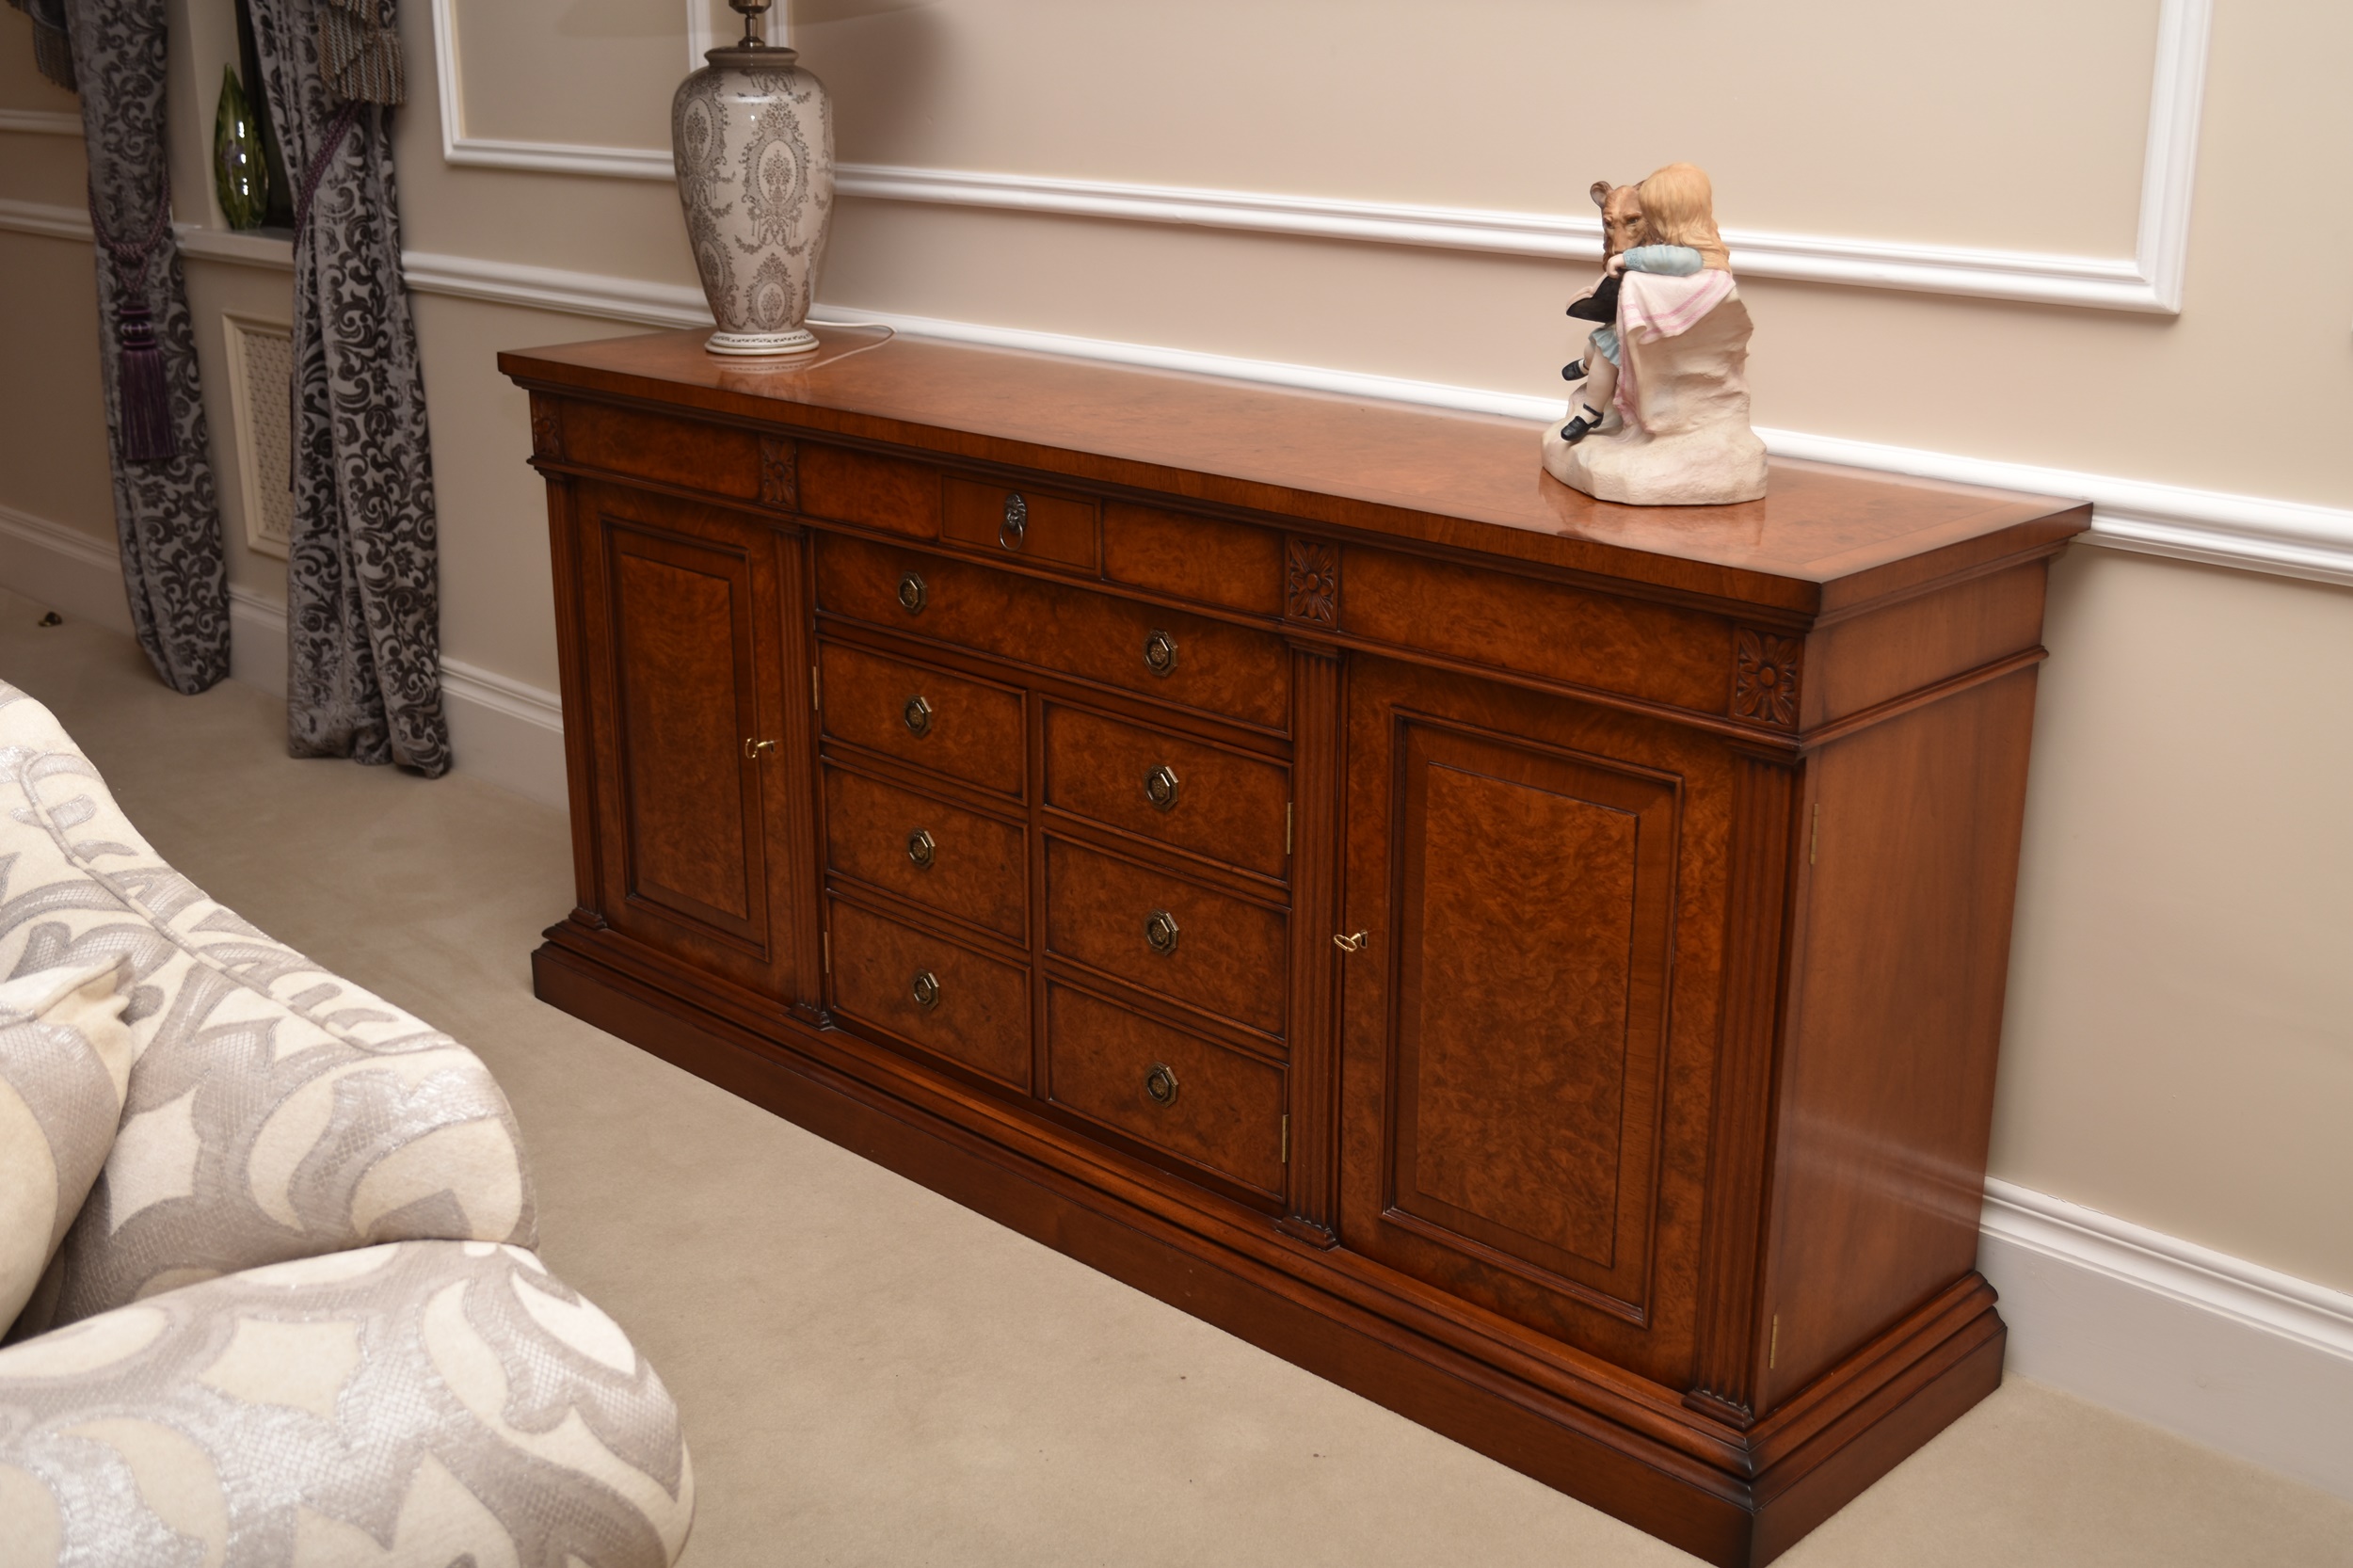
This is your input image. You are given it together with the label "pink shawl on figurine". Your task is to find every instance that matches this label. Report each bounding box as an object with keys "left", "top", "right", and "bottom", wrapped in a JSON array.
[{"left": 1613, "top": 269, "right": 1738, "bottom": 426}]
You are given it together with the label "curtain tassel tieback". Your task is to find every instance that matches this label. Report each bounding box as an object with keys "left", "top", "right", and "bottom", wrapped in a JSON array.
[{"left": 87, "top": 168, "right": 177, "bottom": 463}]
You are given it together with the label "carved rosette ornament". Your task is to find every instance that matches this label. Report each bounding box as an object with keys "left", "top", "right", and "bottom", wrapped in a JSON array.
[
  {"left": 1284, "top": 537, "right": 1339, "bottom": 626},
  {"left": 1732, "top": 629, "right": 1802, "bottom": 729},
  {"left": 528, "top": 397, "right": 564, "bottom": 460},
  {"left": 759, "top": 435, "right": 797, "bottom": 509}
]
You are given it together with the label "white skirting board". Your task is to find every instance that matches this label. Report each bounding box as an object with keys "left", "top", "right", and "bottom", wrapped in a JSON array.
[
  {"left": 5, "top": 500, "right": 2351, "bottom": 1499},
  {"left": 0, "top": 502, "right": 568, "bottom": 811}
]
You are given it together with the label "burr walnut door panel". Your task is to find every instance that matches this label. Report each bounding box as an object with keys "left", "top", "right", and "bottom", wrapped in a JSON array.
[
  {"left": 576, "top": 484, "right": 805, "bottom": 1001},
  {"left": 1339, "top": 657, "right": 1726, "bottom": 1382}
]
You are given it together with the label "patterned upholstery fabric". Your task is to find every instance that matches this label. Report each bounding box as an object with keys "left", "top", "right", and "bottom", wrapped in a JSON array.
[
  {"left": 0, "top": 683, "right": 536, "bottom": 1339},
  {"left": 0, "top": 962, "right": 135, "bottom": 1330},
  {"left": 0, "top": 1240, "right": 695, "bottom": 1566}
]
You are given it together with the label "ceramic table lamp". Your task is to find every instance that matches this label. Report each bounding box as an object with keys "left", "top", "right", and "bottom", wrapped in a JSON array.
[{"left": 673, "top": 0, "right": 835, "bottom": 357}]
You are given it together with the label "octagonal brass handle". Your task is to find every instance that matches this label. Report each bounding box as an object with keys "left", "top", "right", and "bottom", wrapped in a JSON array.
[
  {"left": 1143, "top": 1062, "right": 1179, "bottom": 1107},
  {"left": 910, "top": 969, "right": 941, "bottom": 1011},
  {"left": 1144, "top": 908, "right": 1180, "bottom": 956},
  {"left": 1000, "top": 492, "right": 1028, "bottom": 550},
  {"left": 906, "top": 827, "right": 936, "bottom": 870},
  {"left": 1142, "top": 629, "right": 1178, "bottom": 677},
  {"left": 1143, "top": 764, "right": 1179, "bottom": 812},
  {"left": 903, "top": 694, "right": 934, "bottom": 738},
  {"left": 896, "top": 571, "right": 928, "bottom": 614}
]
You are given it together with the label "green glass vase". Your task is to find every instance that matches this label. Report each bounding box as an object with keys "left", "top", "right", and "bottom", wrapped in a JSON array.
[{"left": 213, "top": 66, "right": 269, "bottom": 232}]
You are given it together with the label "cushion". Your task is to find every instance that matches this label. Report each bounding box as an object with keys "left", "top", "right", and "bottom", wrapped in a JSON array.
[
  {"left": 0, "top": 1240, "right": 696, "bottom": 1566},
  {"left": 0, "top": 682, "right": 538, "bottom": 1338},
  {"left": 0, "top": 962, "right": 134, "bottom": 1335}
]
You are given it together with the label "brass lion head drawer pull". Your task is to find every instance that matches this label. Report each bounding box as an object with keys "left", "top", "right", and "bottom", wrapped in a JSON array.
[
  {"left": 1142, "top": 629, "right": 1178, "bottom": 677},
  {"left": 896, "top": 571, "right": 927, "bottom": 613},
  {"left": 1143, "top": 1062, "right": 1179, "bottom": 1107},
  {"left": 903, "top": 694, "right": 934, "bottom": 737},
  {"left": 1000, "top": 492, "right": 1028, "bottom": 550},
  {"left": 1143, "top": 764, "right": 1180, "bottom": 812},
  {"left": 1144, "top": 909, "right": 1180, "bottom": 956},
  {"left": 910, "top": 969, "right": 941, "bottom": 1011},
  {"left": 906, "top": 827, "right": 936, "bottom": 869}
]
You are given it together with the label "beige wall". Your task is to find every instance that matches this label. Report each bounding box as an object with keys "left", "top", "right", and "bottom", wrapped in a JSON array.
[{"left": 0, "top": 0, "right": 2348, "bottom": 1295}]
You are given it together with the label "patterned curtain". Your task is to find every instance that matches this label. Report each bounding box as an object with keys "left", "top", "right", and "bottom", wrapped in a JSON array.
[
  {"left": 248, "top": 0, "right": 449, "bottom": 775},
  {"left": 57, "top": 0, "right": 233, "bottom": 695}
]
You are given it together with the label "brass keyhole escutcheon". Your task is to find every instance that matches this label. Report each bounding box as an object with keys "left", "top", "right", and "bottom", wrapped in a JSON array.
[
  {"left": 1143, "top": 764, "right": 1180, "bottom": 812},
  {"left": 1000, "top": 492, "right": 1028, "bottom": 550},
  {"left": 1144, "top": 908, "right": 1180, "bottom": 956},
  {"left": 742, "top": 737, "right": 776, "bottom": 760},
  {"left": 897, "top": 571, "right": 928, "bottom": 614},
  {"left": 910, "top": 969, "right": 941, "bottom": 1011},
  {"left": 1142, "top": 629, "right": 1178, "bottom": 677},
  {"left": 1144, "top": 1062, "right": 1179, "bottom": 1107},
  {"left": 903, "top": 694, "right": 934, "bottom": 737},
  {"left": 906, "top": 827, "right": 936, "bottom": 870},
  {"left": 1333, "top": 930, "right": 1370, "bottom": 953}
]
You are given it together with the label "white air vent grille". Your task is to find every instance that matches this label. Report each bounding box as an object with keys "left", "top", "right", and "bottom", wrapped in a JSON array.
[{"left": 222, "top": 313, "right": 296, "bottom": 558}]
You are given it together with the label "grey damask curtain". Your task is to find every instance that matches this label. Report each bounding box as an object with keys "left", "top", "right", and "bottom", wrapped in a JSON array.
[
  {"left": 59, "top": 0, "right": 233, "bottom": 695},
  {"left": 248, "top": 0, "right": 449, "bottom": 775}
]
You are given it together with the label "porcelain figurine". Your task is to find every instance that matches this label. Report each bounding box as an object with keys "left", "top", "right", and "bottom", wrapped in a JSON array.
[
  {"left": 673, "top": 0, "right": 835, "bottom": 357},
  {"left": 1544, "top": 164, "right": 1767, "bottom": 505}
]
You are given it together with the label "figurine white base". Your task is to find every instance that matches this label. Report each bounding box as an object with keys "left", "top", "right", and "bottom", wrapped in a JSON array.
[{"left": 1541, "top": 293, "right": 1768, "bottom": 506}]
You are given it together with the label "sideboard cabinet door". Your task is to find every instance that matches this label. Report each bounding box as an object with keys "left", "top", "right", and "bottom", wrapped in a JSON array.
[
  {"left": 571, "top": 483, "right": 806, "bottom": 1002},
  {"left": 1337, "top": 656, "right": 1728, "bottom": 1381}
]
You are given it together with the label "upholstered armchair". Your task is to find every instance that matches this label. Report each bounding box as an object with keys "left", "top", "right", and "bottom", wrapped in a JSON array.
[{"left": 0, "top": 682, "right": 694, "bottom": 1565}]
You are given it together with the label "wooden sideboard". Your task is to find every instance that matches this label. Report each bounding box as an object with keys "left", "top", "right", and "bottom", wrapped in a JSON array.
[{"left": 501, "top": 328, "right": 2087, "bottom": 1566}]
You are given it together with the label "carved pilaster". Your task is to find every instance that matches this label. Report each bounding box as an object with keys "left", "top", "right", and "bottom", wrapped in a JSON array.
[
  {"left": 1284, "top": 536, "right": 1339, "bottom": 627},
  {"left": 1732, "top": 628, "right": 1802, "bottom": 730},
  {"left": 529, "top": 395, "right": 565, "bottom": 460}
]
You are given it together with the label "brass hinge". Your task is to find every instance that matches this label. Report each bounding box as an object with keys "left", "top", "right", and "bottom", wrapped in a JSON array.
[
  {"left": 1769, "top": 1313, "right": 1781, "bottom": 1369},
  {"left": 822, "top": 931, "right": 830, "bottom": 972},
  {"left": 1810, "top": 802, "right": 1819, "bottom": 867},
  {"left": 1286, "top": 802, "right": 1293, "bottom": 856},
  {"left": 1281, "top": 1113, "right": 1289, "bottom": 1163},
  {"left": 811, "top": 666, "right": 820, "bottom": 711}
]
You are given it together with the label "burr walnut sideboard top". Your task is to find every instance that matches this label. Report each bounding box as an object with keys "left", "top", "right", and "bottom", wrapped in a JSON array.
[{"left": 498, "top": 328, "right": 2089, "bottom": 617}]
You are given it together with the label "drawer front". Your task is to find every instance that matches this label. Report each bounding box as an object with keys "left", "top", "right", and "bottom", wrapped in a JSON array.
[
  {"left": 1046, "top": 840, "right": 1287, "bottom": 1037},
  {"left": 819, "top": 641, "right": 1025, "bottom": 797},
  {"left": 1046, "top": 984, "right": 1286, "bottom": 1198},
  {"left": 799, "top": 443, "right": 940, "bottom": 538},
  {"left": 944, "top": 476, "right": 1096, "bottom": 573},
  {"left": 818, "top": 536, "right": 1289, "bottom": 730},
  {"left": 829, "top": 899, "right": 1031, "bottom": 1089},
  {"left": 1102, "top": 502, "right": 1283, "bottom": 617},
  {"left": 1044, "top": 705, "right": 1289, "bottom": 881},
  {"left": 824, "top": 767, "right": 1026, "bottom": 940}
]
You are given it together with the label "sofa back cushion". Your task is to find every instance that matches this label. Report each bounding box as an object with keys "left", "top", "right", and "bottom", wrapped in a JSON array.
[
  {"left": 0, "top": 962, "right": 134, "bottom": 1334},
  {"left": 0, "top": 684, "right": 538, "bottom": 1338}
]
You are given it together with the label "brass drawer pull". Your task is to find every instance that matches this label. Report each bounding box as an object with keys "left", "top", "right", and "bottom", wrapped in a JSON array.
[
  {"left": 896, "top": 571, "right": 928, "bottom": 614},
  {"left": 1144, "top": 908, "right": 1180, "bottom": 956},
  {"left": 1143, "top": 764, "right": 1180, "bottom": 812},
  {"left": 1142, "top": 629, "right": 1178, "bottom": 677},
  {"left": 903, "top": 694, "right": 934, "bottom": 737},
  {"left": 742, "top": 737, "right": 776, "bottom": 760},
  {"left": 1000, "top": 492, "right": 1028, "bottom": 550},
  {"left": 906, "top": 827, "right": 936, "bottom": 869},
  {"left": 1332, "top": 929, "right": 1370, "bottom": 952},
  {"left": 1143, "top": 1062, "right": 1179, "bottom": 1107},
  {"left": 910, "top": 969, "right": 941, "bottom": 1011}
]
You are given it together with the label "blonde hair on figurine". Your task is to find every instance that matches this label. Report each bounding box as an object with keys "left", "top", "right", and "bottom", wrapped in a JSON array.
[{"left": 1638, "top": 163, "right": 1729, "bottom": 270}]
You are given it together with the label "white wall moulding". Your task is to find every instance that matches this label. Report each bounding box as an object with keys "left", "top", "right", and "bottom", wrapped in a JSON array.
[
  {"left": 402, "top": 251, "right": 712, "bottom": 328},
  {"left": 173, "top": 225, "right": 294, "bottom": 269},
  {"left": 0, "top": 196, "right": 92, "bottom": 242},
  {"left": 425, "top": 0, "right": 2209, "bottom": 313},
  {"left": 0, "top": 110, "right": 83, "bottom": 136},
  {"left": 1980, "top": 1179, "right": 2353, "bottom": 1501}
]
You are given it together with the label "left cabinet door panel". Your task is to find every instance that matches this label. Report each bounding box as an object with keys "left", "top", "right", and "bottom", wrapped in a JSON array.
[{"left": 575, "top": 483, "right": 807, "bottom": 1001}]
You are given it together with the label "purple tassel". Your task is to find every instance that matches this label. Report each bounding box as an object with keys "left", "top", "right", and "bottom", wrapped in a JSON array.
[{"left": 115, "top": 296, "right": 176, "bottom": 462}]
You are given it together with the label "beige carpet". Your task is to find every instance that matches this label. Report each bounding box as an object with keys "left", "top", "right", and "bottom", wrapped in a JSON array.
[{"left": 8, "top": 589, "right": 2348, "bottom": 1568}]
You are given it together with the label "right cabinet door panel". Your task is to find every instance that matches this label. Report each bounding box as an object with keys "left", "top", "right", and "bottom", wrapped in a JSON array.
[{"left": 1338, "top": 656, "right": 1731, "bottom": 1383}]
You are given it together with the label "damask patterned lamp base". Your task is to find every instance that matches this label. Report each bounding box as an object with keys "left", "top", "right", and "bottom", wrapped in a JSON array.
[{"left": 672, "top": 2, "right": 834, "bottom": 363}]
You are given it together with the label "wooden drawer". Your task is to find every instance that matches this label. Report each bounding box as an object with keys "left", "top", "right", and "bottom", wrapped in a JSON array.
[
  {"left": 1045, "top": 840, "right": 1287, "bottom": 1037},
  {"left": 817, "top": 536, "right": 1289, "bottom": 730},
  {"left": 799, "top": 443, "right": 939, "bottom": 538},
  {"left": 1044, "top": 705, "right": 1289, "bottom": 881},
  {"left": 828, "top": 899, "right": 1031, "bottom": 1089},
  {"left": 1102, "top": 502, "right": 1283, "bottom": 616},
  {"left": 1046, "top": 984, "right": 1286, "bottom": 1199},
  {"left": 818, "top": 641, "right": 1024, "bottom": 797},
  {"left": 824, "top": 766, "right": 1026, "bottom": 941},
  {"left": 944, "top": 475, "right": 1096, "bottom": 573}
]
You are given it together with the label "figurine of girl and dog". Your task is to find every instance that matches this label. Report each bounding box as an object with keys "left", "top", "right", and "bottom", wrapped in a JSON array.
[{"left": 1541, "top": 162, "right": 1768, "bottom": 505}]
